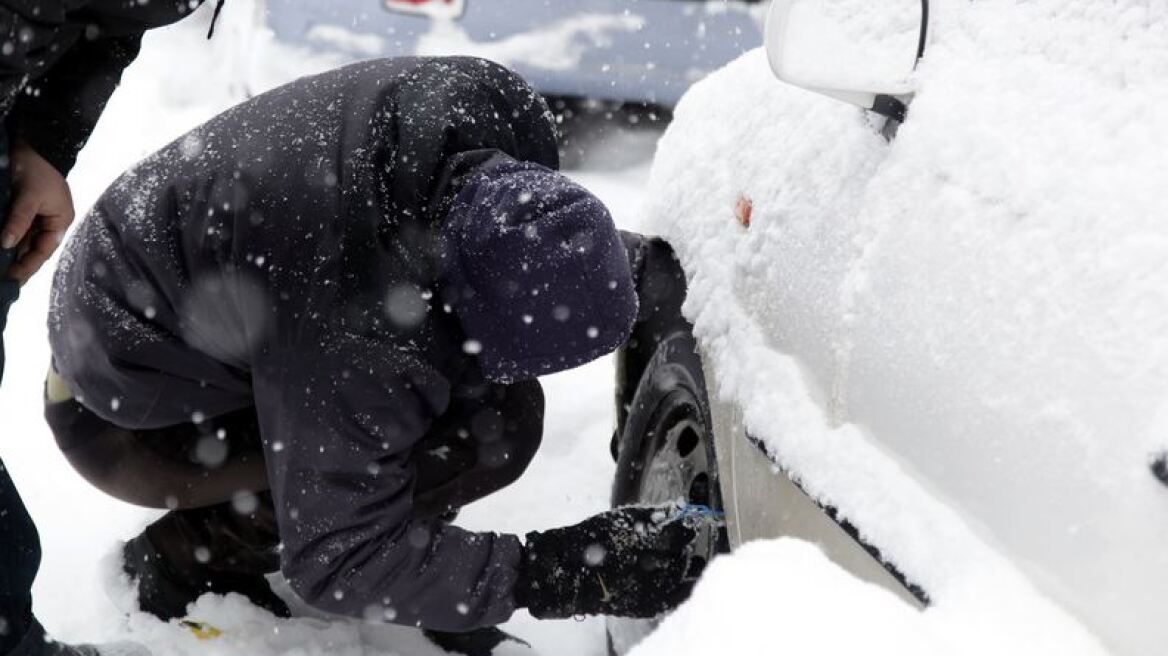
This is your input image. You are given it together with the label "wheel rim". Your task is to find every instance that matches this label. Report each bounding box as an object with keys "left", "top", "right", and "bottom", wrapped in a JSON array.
[
  {"left": 636, "top": 394, "right": 720, "bottom": 565},
  {"left": 638, "top": 405, "right": 713, "bottom": 508}
]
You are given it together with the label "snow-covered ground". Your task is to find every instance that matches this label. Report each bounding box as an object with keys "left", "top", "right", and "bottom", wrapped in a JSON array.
[
  {"left": 0, "top": 4, "right": 656, "bottom": 655},
  {"left": 630, "top": 539, "right": 942, "bottom": 656}
]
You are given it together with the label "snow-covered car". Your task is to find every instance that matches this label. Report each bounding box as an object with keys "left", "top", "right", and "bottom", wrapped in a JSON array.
[
  {"left": 608, "top": 0, "right": 1168, "bottom": 654},
  {"left": 260, "top": 0, "right": 766, "bottom": 107}
]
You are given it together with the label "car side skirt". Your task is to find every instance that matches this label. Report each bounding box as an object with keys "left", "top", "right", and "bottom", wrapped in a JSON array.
[{"left": 704, "top": 356, "right": 928, "bottom": 609}]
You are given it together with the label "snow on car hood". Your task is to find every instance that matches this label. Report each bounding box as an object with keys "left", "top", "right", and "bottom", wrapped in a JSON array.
[{"left": 646, "top": 0, "right": 1167, "bottom": 654}]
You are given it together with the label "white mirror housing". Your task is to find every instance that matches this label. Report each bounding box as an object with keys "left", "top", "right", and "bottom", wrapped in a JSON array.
[{"left": 765, "top": 0, "right": 928, "bottom": 120}]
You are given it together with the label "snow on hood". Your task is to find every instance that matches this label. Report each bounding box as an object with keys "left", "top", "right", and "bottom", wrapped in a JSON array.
[
  {"left": 646, "top": 0, "right": 1167, "bottom": 653},
  {"left": 443, "top": 154, "right": 637, "bottom": 383}
]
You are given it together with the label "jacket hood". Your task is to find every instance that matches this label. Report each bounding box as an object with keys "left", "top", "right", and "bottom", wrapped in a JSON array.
[
  {"left": 379, "top": 57, "right": 560, "bottom": 229},
  {"left": 443, "top": 155, "right": 638, "bottom": 382}
]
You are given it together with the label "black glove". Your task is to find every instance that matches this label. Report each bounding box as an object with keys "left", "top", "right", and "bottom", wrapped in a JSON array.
[{"left": 515, "top": 505, "right": 701, "bottom": 619}]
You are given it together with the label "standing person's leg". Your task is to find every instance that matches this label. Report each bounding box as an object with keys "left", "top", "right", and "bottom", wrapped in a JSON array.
[
  {"left": 44, "top": 387, "right": 287, "bottom": 621},
  {"left": 0, "top": 127, "right": 40, "bottom": 654},
  {"left": 0, "top": 268, "right": 39, "bottom": 652},
  {"left": 0, "top": 461, "right": 40, "bottom": 654}
]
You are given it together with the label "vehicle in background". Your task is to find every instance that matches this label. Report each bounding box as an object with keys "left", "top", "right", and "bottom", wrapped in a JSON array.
[
  {"left": 609, "top": 0, "right": 1168, "bottom": 654},
  {"left": 261, "top": 0, "right": 767, "bottom": 109}
]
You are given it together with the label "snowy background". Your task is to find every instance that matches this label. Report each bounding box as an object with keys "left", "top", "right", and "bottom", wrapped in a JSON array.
[{"left": 1, "top": 4, "right": 655, "bottom": 655}]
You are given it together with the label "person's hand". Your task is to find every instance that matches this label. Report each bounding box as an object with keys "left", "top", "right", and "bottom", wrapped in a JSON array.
[
  {"left": 515, "top": 505, "right": 704, "bottom": 619},
  {"left": 3, "top": 139, "right": 75, "bottom": 284}
]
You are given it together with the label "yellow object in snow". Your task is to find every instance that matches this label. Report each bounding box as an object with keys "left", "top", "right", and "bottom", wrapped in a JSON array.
[
  {"left": 179, "top": 620, "right": 223, "bottom": 641},
  {"left": 44, "top": 367, "right": 74, "bottom": 403}
]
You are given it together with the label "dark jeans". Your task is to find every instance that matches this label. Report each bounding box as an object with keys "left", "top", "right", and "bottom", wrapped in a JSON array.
[
  {"left": 0, "top": 131, "right": 40, "bottom": 653},
  {"left": 0, "top": 459, "right": 38, "bottom": 655},
  {"left": 44, "top": 379, "right": 544, "bottom": 590}
]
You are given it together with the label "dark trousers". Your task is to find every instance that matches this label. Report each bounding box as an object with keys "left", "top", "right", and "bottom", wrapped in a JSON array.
[
  {"left": 0, "top": 461, "right": 38, "bottom": 654},
  {"left": 46, "top": 400, "right": 283, "bottom": 583},
  {"left": 44, "top": 380, "right": 544, "bottom": 589},
  {"left": 0, "top": 461, "right": 39, "bottom": 654},
  {"left": 0, "top": 128, "right": 41, "bottom": 654}
]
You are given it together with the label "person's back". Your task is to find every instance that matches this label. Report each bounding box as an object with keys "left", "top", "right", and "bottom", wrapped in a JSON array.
[{"left": 51, "top": 56, "right": 562, "bottom": 430}]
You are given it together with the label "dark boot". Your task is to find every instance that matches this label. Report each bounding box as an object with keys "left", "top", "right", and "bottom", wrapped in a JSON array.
[
  {"left": 122, "top": 497, "right": 289, "bottom": 621},
  {"left": 423, "top": 627, "right": 531, "bottom": 656},
  {"left": 9, "top": 618, "right": 148, "bottom": 656}
]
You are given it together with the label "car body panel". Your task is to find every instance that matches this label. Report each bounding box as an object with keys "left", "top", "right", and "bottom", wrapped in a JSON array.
[
  {"left": 263, "top": 0, "right": 765, "bottom": 106},
  {"left": 644, "top": 0, "right": 1168, "bottom": 647},
  {"left": 706, "top": 357, "right": 925, "bottom": 609}
]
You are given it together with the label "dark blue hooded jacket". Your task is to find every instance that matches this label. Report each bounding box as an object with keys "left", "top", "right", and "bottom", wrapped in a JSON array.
[{"left": 48, "top": 57, "right": 637, "bottom": 630}]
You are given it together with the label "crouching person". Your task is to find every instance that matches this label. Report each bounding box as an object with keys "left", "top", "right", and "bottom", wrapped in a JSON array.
[{"left": 43, "top": 57, "right": 700, "bottom": 653}]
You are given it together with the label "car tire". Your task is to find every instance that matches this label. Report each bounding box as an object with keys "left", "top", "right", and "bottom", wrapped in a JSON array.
[{"left": 604, "top": 330, "right": 728, "bottom": 655}]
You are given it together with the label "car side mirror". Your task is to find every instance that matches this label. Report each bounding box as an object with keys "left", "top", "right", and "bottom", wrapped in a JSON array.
[{"left": 765, "top": 0, "right": 929, "bottom": 121}]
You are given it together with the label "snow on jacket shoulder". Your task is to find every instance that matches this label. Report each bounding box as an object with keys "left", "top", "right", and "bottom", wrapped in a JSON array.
[{"left": 49, "top": 57, "right": 568, "bottom": 630}]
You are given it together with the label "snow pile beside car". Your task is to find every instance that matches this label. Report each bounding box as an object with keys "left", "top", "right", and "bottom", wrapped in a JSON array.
[
  {"left": 645, "top": 0, "right": 1166, "bottom": 653},
  {"left": 630, "top": 538, "right": 945, "bottom": 656}
]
